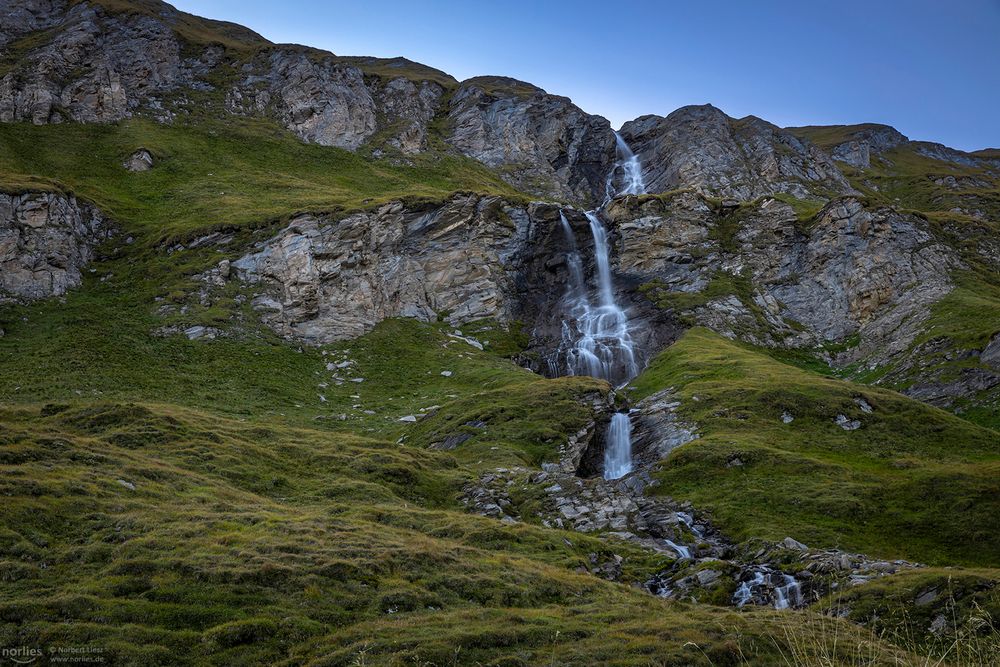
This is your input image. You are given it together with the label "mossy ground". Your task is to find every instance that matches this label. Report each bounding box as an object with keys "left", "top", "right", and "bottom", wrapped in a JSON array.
[{"left": 627, "top": 328, "right": 1000, "bottom": 568}]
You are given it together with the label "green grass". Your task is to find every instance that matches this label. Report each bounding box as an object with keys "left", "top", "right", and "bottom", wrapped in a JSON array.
[
  {"left": 813, "top": 568, "right": 1000, "bottom": 662},
  {"left": 627, "top": 328, "right": 1000, "bottom": 567},
  {"left": 0, "top": 399, "right": 920, "bottom": 664},
  {"left": 0, "top": 118, "right": 521, "bottom": 244}
]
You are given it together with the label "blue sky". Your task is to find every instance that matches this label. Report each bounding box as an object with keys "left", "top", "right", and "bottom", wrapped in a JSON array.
[{"left": 171, "top": 0, "right": 1000, "bottom": 151}]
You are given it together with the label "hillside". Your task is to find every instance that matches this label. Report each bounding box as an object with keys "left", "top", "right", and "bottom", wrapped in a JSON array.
[{"left": 1, "top": 1, "right": 998, "bottom": 665}]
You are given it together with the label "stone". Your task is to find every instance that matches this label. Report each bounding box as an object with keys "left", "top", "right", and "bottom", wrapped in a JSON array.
[
  {"left": 1, "top": 192, "right": 109, "bottom": 302},
  {"left": 619, "top": 104, "right": 854, "bottom": 201},
  {"left": 782, "top": 537, "right": 808, "bottom": 551},
  {"left": 398, "top": 415, "right": 417, "bottom": 423},
  {"left": 116, "top": 479, "right": 136, "bottom": 490},
  {"left": 446, "top": 77, "right": 616, "bottom": 204},
  {"left": 695, "top": 569, "right": 721, "bottom": 586},
  {"left": 123, "top": 149, "right": 154, "bottom": 172},
  {"left": 781, "top": 411, "right": 794, "bottom": 424},
  {"left": 835, "top": 414, "right": 861, "bottom": 431},
  {"left": 183, "top": 325, "right": 218, "bottom": 340},
  {"left": 440, "top": 370, "right": 452, "bottom": 377},
  {"left": 233, "top": 194, "right": 544, "bottom": 343}
]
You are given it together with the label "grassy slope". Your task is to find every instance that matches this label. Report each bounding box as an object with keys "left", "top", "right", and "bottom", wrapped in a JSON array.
[
  {"left": 814, "top": 568, "right": 1000, "bottom": 663},
  {"left": 0, "top": 355, "right": 917, "bottom": 665},
  {"left": 627, "top": 328, "right": 1000, "bottom": 568},
  {"left": 0, "top": 119, "right": 520, "bottom": 245}
]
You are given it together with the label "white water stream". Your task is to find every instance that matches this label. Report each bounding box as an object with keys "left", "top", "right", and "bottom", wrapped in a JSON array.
[
  {"left": 555, "top": 133, "right": 647, "bottom": 479},
  {"left": 603, "top": 412, "right": 633, "bottom": 480}
]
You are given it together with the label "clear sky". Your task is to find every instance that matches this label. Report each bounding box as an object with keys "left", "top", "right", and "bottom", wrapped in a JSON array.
[{"left": 170, "top": 0, "right": 1000, "bottom": 151}]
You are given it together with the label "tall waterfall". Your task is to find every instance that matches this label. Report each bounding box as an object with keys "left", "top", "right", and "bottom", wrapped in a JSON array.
[
  {"left": 555, "top": 132, "right": 647, "bottom": 479},
  {"left": 556, "top": 211, "right": 638, "bottom": 386}
]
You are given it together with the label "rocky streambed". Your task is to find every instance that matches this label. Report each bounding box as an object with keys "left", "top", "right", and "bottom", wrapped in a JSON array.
[{"left": 460, "top": 388, "right": 921, "bottom": 610}]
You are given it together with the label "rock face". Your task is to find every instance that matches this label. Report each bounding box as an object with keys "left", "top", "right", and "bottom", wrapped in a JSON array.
[
  {"left": 233, "top": 194, "right": 539, "bottom": 342},
  {"left": 0, "top": 0, "right": 66, "bottom": 47},
  {"left": 825, "top": 124, "right": 908, "bottom": 169},
  {"left": 0, "top": 192, "right": 108, "bottom": 302},
  {"left": 227, "top": 50, "right": 378, "bottom": 150},
  {"left": 603, "top": 193, "right": 958, "bottom": 372},
  {"left": 447, "top": 77, "right": 617, "bottom": 204},
  {"left": 0, "top": 1, "right": 222, "bottom": 124},
  {"left": 123, "top": 149, "right": 154, "bottom": 172},
  {"left": 619, "top": 105, "right": 853, "bottom": 200}
]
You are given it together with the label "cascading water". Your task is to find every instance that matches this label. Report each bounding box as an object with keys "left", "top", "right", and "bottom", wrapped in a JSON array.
[
  {"left": 608, "top": 131, "right": 646, "bottom": 197},
  {"left": 556, "top": 133, "right": 646, "bottom": 479},
  {"left": 664, "top": 540, "right": 691, "bottom": 560},
  {"left": 603, "top": 412, "right": 633, "bottom": 480},
  {"left": 774, "top": 574, "right": 803, "bottom": 610}
]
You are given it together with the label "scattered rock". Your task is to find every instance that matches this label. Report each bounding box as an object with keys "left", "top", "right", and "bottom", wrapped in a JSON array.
[
  {"left": 184, "top": 325, "right": 219, "bottom": 340},
  {"left": 782, "top": 537, "right": 808, "bottom": 551},
  {"left": 123, "top": 149, "right": 154, "bottom": 172},
  {"left": 835, "top": 414, "right": 861, "bottom": 431}
]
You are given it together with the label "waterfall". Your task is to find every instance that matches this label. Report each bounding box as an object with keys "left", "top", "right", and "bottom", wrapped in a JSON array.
[
  {"left": 603, "top": 412, "right": 633, "bottom": 480},
  {"left": 608, "top": 131, "right": 647, "bottom": 198},
  {"left": 556, "top": 212, "right": 639, "bottom": 385},
  {"left": 664, "top": 540, "right": 691, "bottom": 560},
  {"left": 733, "top": 571, "right": 766, "bottom": 607},
  {"left": 555, "top": 133, "right": 647, "bottom": 478},
  {"left": 774, "top": 574, "right": 803, "bottom": 609}
]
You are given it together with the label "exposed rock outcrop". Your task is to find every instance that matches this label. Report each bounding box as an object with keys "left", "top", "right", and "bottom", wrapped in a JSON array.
[
  {"left": 227, "top": 50, "right": 378, "bottom": 150},
  {"left": 0, "top": 191, "right": 108, "bottom": 301},
  {"left": 447, "top": 77, "right": 617, "bottom": 204},
  {"left": 233, "top": 194, "right": 537, "bottom": 342},
  {"left": 0, "top": 1, "right": 223, "bottom": 124},
  {"left": 826, "top": 124, "right": 907, "bottom": 169},
  {"left": 604, "top": 193, "right": 959, "bottom": 372},
  {"left": 0, "top": 0, "right": 67, "bottom": 48},
  {"left": 619, "top": 105, "right": 854, "bottom": 200}
]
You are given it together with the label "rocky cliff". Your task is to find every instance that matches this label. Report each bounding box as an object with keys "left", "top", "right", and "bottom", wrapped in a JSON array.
[
  {"left": 620, "top": 105, "right": 854, "bottom": 200},
  {"left": 232, "top": 194, "right": 538, "bottom": 342},
  {"left": 0, "top": 191, "right": 108, "bottom": 302}
]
